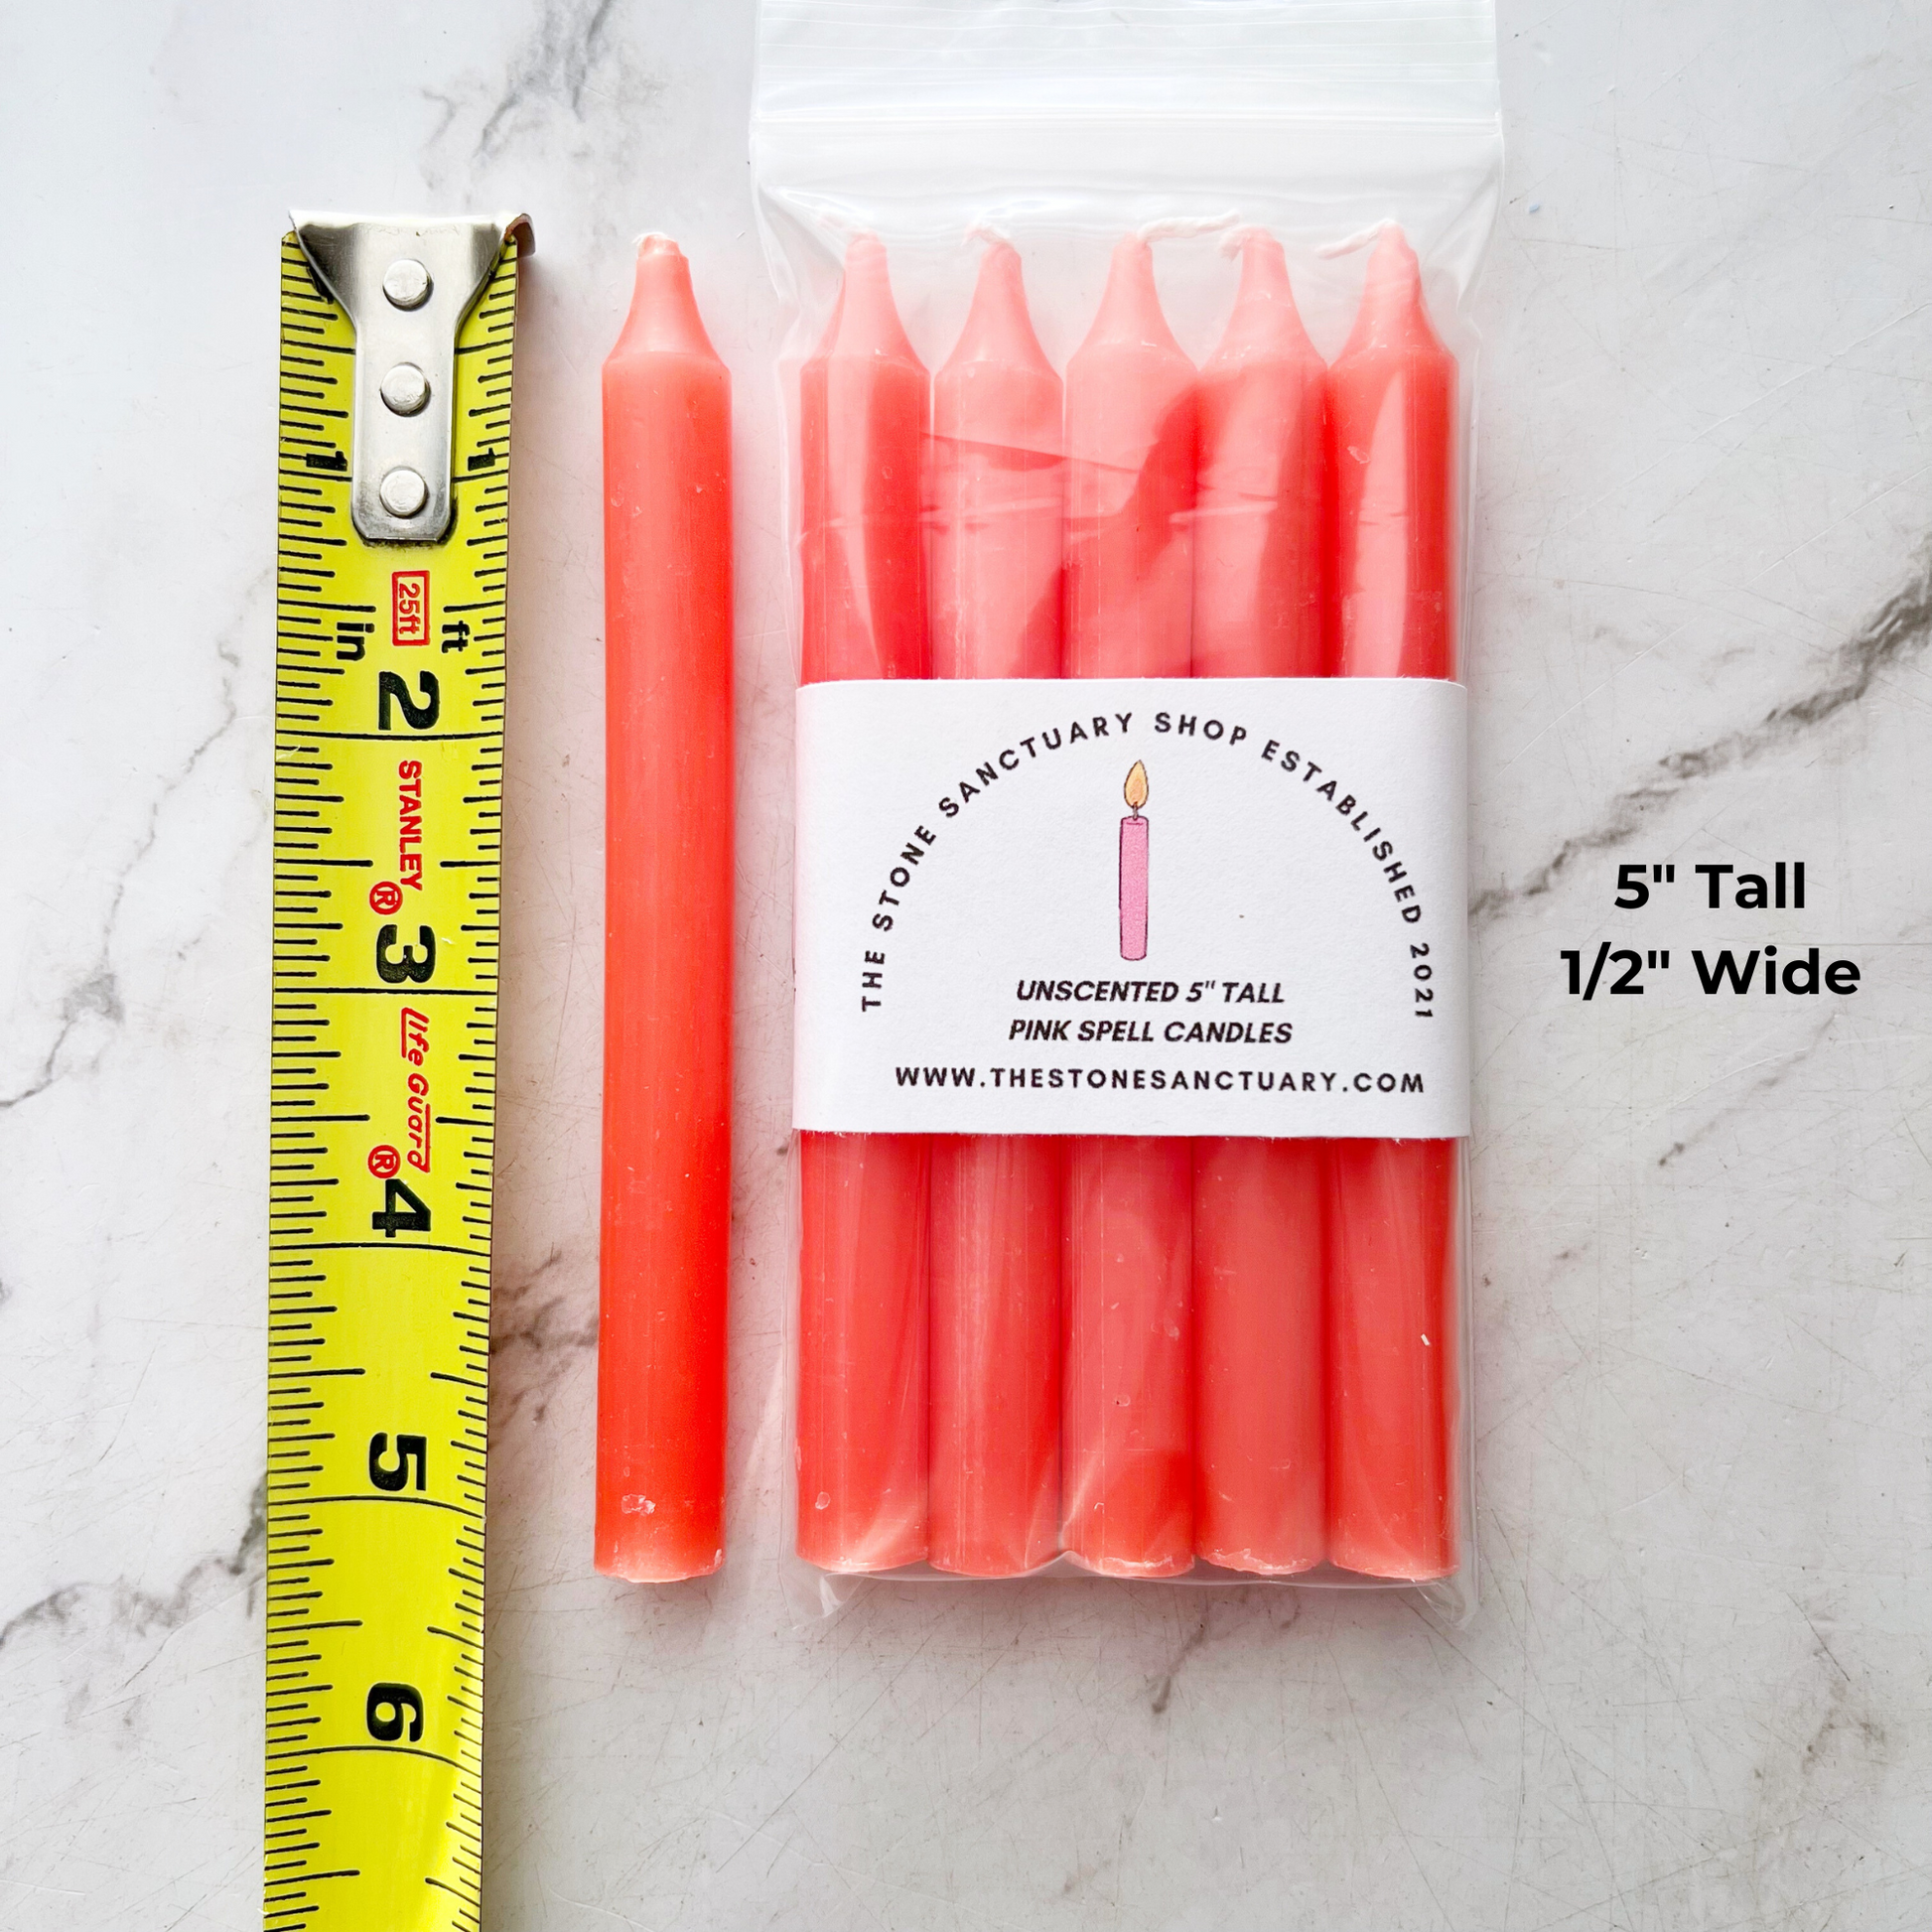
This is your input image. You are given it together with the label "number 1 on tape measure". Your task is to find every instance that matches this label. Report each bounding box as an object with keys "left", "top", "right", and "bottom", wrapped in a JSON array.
[{"left": 266, "top": 211, "right": 529, "bottom": 1932}]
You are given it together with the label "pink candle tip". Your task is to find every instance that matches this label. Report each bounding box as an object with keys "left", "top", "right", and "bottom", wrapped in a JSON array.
[
  {"left": 944, "top": 239, "right": 1055, "bottom": 382},
  {"left": 610, "top": 232, "right": 718, "bottom": 361},
  {"left": 1084, "top": 234, "right": 1190, "bottom": 361},
  {"left": 815, "top": 232, "right": 923, "bottom": 368},
  {"left": 1342, "top": 224, "right": 1443, "bottom": 355},
  {"left": 1209, "top": 231, "right": 1321, "bottom": 367}
]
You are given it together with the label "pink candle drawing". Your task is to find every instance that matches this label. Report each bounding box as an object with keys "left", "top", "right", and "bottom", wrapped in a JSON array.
[{"left": 1119, "top": 759, "right": 1149, "bottom": 960}]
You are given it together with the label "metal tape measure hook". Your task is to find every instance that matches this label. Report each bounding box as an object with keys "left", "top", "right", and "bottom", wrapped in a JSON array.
[{"left": 291, "top": 210, "right": 533, "bottom": 545}]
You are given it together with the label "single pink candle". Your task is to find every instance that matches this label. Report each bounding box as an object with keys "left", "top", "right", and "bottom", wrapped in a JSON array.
[
  {"left": 927, "top": 239, "right": 1064, "bottom": 1579},
  {"left": 1118, "top": 760, "right": 1149, "bottom": 961},
  {"left": 796, "top": 234, "right": 931, "bottom": 1574},
  {"left": 1326, "top": 225, "right": 1460, "bottom": 1582},
  {"left": 596, "top": 236, "right": 734, "bottom": 1584},
  {"left": 1061, "top": 235, "right": 1196, "bottom": 1578},
  {"left": 1189, "top": 231, "right": 1328, "bottom": 1576}
]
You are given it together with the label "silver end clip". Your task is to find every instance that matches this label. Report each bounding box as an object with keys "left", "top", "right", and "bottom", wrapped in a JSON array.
[{"left": 292, "top": 211, "right": 533, "bottom": 545}]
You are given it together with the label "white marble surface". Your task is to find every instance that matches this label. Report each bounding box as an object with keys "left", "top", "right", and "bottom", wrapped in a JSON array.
[{"left": 3, "top": 3, "right": 1930, "bottom": 1927}]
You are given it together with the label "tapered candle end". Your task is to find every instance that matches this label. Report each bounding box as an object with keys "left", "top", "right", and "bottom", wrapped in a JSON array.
[
  {"left": 945, "top": 240, "right": 1055, "bottom": 380},
  {"left": 934, "top": 238, "right": 1061, "bottom": 459},
  {"left": 1207, "top": 231, "right": 1321, "bottom": 368},
  {"left": 609, "top": 233, "right": 720, "bottom": 362},
  {"left": 1340, "top": 224, "right": 1443, "bottom": 357},
  {"left": 1079, "top": 233, "right": 1189, "bottom": 360},
  {"left": 815, "top": 231, "right": 925, "bottom": 370}
]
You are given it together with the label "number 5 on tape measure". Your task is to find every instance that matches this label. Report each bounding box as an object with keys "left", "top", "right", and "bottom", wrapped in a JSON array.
[{"left": 267, "top": 211, "right": 529, "bottom": 1932}]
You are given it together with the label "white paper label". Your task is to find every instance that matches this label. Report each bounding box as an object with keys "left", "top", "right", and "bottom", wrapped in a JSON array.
[{"left": 794, "top": 679, "right": 1468, "bottom": 1139}]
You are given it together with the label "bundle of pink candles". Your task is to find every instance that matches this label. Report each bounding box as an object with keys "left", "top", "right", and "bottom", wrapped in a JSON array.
[{"left": 793, "top": 224, "right": 1463, "bottom": 1585}]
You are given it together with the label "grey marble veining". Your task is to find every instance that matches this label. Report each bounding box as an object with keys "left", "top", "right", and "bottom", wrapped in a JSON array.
[{"left": 1, "top": 3, "right": 1928, "bottom": 1928}]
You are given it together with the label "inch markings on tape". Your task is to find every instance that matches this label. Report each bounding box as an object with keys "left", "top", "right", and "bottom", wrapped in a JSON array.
[{"left": 266, "top": 212, "right": 527, "bottom": 1932}]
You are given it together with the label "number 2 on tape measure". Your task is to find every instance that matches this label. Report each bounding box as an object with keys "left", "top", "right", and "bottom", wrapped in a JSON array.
[{"left": 266, "top": 212, "right": 527, "bottom": 1932}]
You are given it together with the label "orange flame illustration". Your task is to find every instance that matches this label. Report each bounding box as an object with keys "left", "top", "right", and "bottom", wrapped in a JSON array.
[{"left": 1123, "top": 759, "right": 1149, "bottom": 813}]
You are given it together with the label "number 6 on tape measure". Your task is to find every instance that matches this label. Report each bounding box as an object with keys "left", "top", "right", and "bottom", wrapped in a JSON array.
[{"left": 266, "top": 210, "right": 529, "bottom": 1932}]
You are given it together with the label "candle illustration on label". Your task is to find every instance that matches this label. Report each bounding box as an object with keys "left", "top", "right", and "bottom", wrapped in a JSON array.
[{"left": 1119, "top": 759, "right": 1150, "bottom": 961}]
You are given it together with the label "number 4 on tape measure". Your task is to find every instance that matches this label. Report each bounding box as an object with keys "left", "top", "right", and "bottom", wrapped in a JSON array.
[{"left": 267, "top": 210, "right": 529, "bottom": 1932}]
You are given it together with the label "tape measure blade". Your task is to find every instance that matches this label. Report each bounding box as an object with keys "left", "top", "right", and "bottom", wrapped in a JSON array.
[{"left": 269, "top": 229, "right": 517, "bottom": 1932}]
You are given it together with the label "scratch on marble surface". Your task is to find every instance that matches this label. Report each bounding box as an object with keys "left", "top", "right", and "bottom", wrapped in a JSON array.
[
  {"left": 1323, "top": 1630, "right": 1455, "bottom": 1928},
  {"left": 1654, "top": 1016, "right": 1840, "bottom": 1167},
  {"left": 0, "top": 1586, "right": 85, "bottom": 1660},
  {"left": 1736, "top": 1596, "right": 1896, "bottom": 1884},
  {"left": 1143, "top": 1593, "right": 1302, "bottom": 1719},
  {"left": 1473, "top": 536, "right": 1932, "bottom": 921},
  {"left": 491, "top": 1249, "right": 596, "bottom": 1365},
  {"left": 489, "top": 1245, "right": 595, "bottom": 1430},
  {"left": 422, "top": 0, "right": 656, "bottom": 193},
  {"left": 1149, "top": 1613, "right": 1210, "bottom": 1718},
  {"left": 0, "top": 973, "right": 123, "bottom": 1116},
  {"left": 476, "top": 0, "right": 621, "bottom": 159},
  {"left": 0, "top": 579, "right": 256, "bottom": 1113},
  {"left": 0, "top": 1476, "right": 266, "bottom": 1661}
]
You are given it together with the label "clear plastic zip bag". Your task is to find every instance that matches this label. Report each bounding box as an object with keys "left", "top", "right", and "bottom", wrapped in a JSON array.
[{"left": 755, "top": 0, "right": 1500, "bottom": 1620}]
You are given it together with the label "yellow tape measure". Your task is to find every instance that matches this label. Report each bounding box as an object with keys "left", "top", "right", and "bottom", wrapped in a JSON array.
[{"left": 266, "top": 212, "right": 527, "bottom": 1932}]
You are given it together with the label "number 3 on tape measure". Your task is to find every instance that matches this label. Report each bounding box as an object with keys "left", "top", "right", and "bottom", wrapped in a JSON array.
[{"left": 267, "top": 211, "right": 529, "bottom": 1932}]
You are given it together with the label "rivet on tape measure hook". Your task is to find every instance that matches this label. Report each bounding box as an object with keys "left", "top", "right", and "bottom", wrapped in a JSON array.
[
  {"left": 293, "top": 211, "right": 532, "bottom": 543},
  {"left": 268, "top": 207, "right": 529, "bottom": 1932}
]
